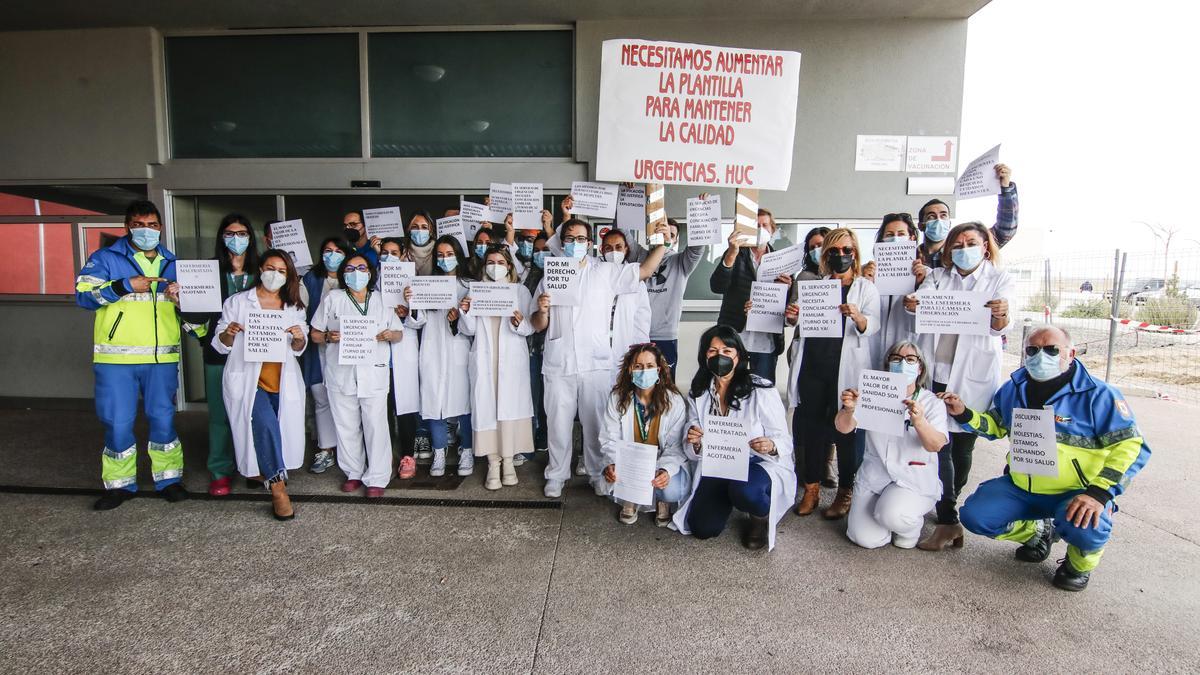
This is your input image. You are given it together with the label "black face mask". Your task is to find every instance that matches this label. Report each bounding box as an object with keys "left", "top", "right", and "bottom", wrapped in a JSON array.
[
  {"left": 830, "top": 254, "right": 854, "bottom": 274},
  {"left": 343, "top": 227, "right": 361, "bottom": 243},
  {"left": 707, "top": 354, "right": 735, "bottom": 377}
]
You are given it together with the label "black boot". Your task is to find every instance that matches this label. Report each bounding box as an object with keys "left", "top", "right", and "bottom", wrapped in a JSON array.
[
  {"left": 93, "top": 489, "right": 132, "bottom": 511},
  {"left": 161, "top": 483, "right": 189, "bottom": 503},
  {"left": 743, "top": 515, "right": 769, "bottom": 550},
  {"left": 1052, "top": 557, "right": 1091, "bottom": 592},
  {"left": 1015, "top": 519, "right": 1055, "bottom": 562}
]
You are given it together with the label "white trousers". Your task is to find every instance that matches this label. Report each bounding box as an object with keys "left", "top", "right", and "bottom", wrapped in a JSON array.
[
  {"left": 310, "top": 383, "right": 339, "bottom": 450},
  {"left": 543, "top": 369, "right": 609, "bottom": 482},
  {"left": 328, "top": 389, "right": 392, "bottom": 488},
  {"left": 846, "top": 482, "right": 936, "bottom": 549}
]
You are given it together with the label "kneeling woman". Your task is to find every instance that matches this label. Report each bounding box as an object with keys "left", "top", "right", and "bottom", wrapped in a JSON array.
[
  {"left": 213, "top": 249, "right": 309, "bottom": 520},
  {"left": 841, "top": 341, "right": 948, "bottom": 548},
  {"left": 600, "top": 343, "right": 691, "bottom": 526},
  {"left": 674, "top": 326, "right": 796, "bottom": 550}
]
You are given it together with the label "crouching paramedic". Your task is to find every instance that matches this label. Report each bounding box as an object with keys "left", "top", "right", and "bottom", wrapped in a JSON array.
[
  {"left": 75, "top": 199, "right": 201, "bottom": 510},
  {"left": 942, "top": 325, "right": 1150, "bottom": 591}
]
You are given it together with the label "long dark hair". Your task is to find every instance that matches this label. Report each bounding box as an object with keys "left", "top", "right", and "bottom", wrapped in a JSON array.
[
  {"left": 256, "top": 248, "right": 305, "bottom": 310},
  {"left": 311, "top": 237, "right": 351, "bottom": 277},
  {"left": 801, "top": 226, "right": 830, "bottom": 274},
  {"left": 213, "top": 213, "right": 259, "bottom": 275},
  {"left": 432, "top": 235, "right": 469, "bottom": 278},
  {"left": 688, "top": 325, "right": 769, "bottom": 411},
  {"left": 406, "top": 210, "right": 436, "bottom": 243},
  {"left": 612, "top": 343, "right": 679, "bottom": 418},
  {"left": 875, "top": 213, "right": 917, "bottom": 242}
]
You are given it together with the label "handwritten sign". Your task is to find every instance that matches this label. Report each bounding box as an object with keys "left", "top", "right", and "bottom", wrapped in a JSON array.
[
  {"left": 872, "top": 241, "right": 918, "bottom": 296},
  {"left": 543, "top": 257, "right": 582, "bottom": 306},
  {"left": 856, "top": 369, "right": 907, "bottom": 436},
  {"left": 269, "top": 219, "right": 312, "bottom": 269},
  {"left": 363, "top": 207, "right": 403, "bottom": 239},
  {"left": 460, "top": 199, "right": 489, "bottom": 239},
  {"left": 701, "top": 417, "right": 750, "bottom": 481},
  {"left": 613, "top": 441, "right": 657, "bottom": 506},
  {"left": 436, "top": 215, "right": 467, "bottom": 252},
  {"left": 569, "top": 181, "right": 619, "bottom": 219},
  {"left": 338, "top": 315, "right": 376, "bottom": 366},
  {"left": 379, "top": 261, "right": 415, "bottom": 308},
  {"left": 956, "top": 144, "right": 1002, "bottom": 201},
  {"left": 595, "top": 39, "right": 802, "bottom": 190},
  {"left": 176, "top": 260, "right": 222, "bottom": 313},
  {"left": 243, "top": 310, "right": 288, "bottom": 363},
  {"left": 408, "top": 276, "right": 458, "bottom": 310},
  {"left": 796, "top": 279, "right": 842, "bottom": 338},
  {"left": 915, "top": 290, "right": 991, "bottom": 336},
  {"left": 511, "top": 183, "right": 543, "bottom": 230},
  {"left": 1010, "top": 407, "right": 1059, "bottom": 477},
  {"left": 744, "top": 281, "right": 787, "bottom": 334},
  {"left": 756, "top": 244, "right": 804, "bottom": 282},
  {"left": 468, "top": 282, "right": 519, "bottom": 317},
  {"left": 488, "top": 183, "right": 512, "bottom": 224},
  {"left": 615, "top": 184, "right": 647, "bottom": 232},
  {"left": 686, "top": 195, "right": 722, "bottom": 246}
]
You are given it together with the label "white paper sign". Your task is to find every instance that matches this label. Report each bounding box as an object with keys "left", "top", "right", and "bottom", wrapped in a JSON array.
[
  {"left": 408, "top": 276, "right": 459, "bottom": 310},
  {"left": 467, "top": 282, "right": 519, "bottom": 317},
  {"left": 906, "top": 136, "right": 958, "bottom": 173},
  {"left": 745, "top": 281, "right": 788, "bottom": 334},
  {"left": 488, "top": 183, "right": 512, "bottom": 223},
  {"left": 363, "top": 207, "right": 403, "bottom": 239},
  {"left": 1010, "top": 407, "right": 1059, "bottom": 477},
  {"left": 511, "top": 183, "right": 543, "bottom": 230},
  {"left": 460, "top": 199, "right": 489, "bottom": 238},
  {"left": 269, "top": 219, "right": 312, "bottom": 269},
  {"left": 796, "top": 279, "right": 843, "bottom": 338},
  {"left": 955, "top": 144, "right": 1002, "bottom": 201},
  {"left": 756, "top": 244, "right": 805, "bottom": 282},
  {"left": 856, "top": 369, "right": 907, "bottom": 436},
  {"left": 436, "top": 215, "right": 467, "bottom": 251},
  {"left": 915, "top": 290, "right": 991, "bottom": 336},
  {"left": 379, "top": 261, "right": 415, "bottom": 308},
  {"left": 613, "top": 441, "right": 657, "bottom": 506},
  {"left": 338, "top": 315, "right": 376, "bottom": 366},
  {"left": 855, "top": 135, "right": 907, "bottom": 172},
  {"left": 701, "top": 417, "right": 750, "bottom": 482},
  {"left": 543, "top": 257, "right": 582, "bottom": 306},
  {"left": 176, "top": 260, "right": 222, "bottom": 313},
  {"left": 872, "top": 241, "right": 918, "bottom": 296},
  {"left": 686, "top": 195, "right": 722, "bottom": 246},
  {"left": 569, "top": 181, "right": 619, "bottom": 219},
  {"left": 243, "top": 310, "right": 288, "bottom": 363},
  {"left": 615, "top": 184, "right": 647, "bottom": 231},
  {"left": 595, "top": 39, "right": 803, "bottom": 191}
]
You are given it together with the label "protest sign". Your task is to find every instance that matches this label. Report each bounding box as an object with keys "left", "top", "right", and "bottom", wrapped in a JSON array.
[
  {"left": 460, "top": 199, "right": 489, "bottom": 238},
  {"left": 379, "top": 261, "right": 415, "bottom": 308},
  {"left": 408, "top": 276, "right": 458, "bottom": 310},
  {"left": 1010, "top": 407, "right": 1059, "bottom": 477},
  {"left": 856, "top": 370, "right": 907, "bottom": 436},
  {"left": 613, "top": 441, "right": 657, "bottom": 506},
  {"left": 570, "top": 181, "right": 619, "bottom": 219},
  {"left": 686, "top": 195, "right": 722, "bottom": 246},
  {"left": 796, "top": 279, "right": 842, "bottom": 338},
  {"left": 176, "top": 260, "right": 221, "bottom": 313},
  {"left": 745, "top": 281, "right": 787, "bottom": 334},
  {"left": 956, "top": 144, "right": 1002, "bottom": 200},
  {"left": 701, "top": 417, "right": 750, "bottom": 481},
  {"left": 337, "top": 315, "right": 376, "bottom": 366},
  {"left": 467, "top": 282, "right": 519, "bottom": 317},
  {"left": 488, "top": 183, "right": 513, "bottom": 223},
  {"left": 244, "top": 310, "right": 288, "bottom": 363},
  {"left": 872, "top": 241, "right": 918, "bottom": 296},
  {"left": 915, "top": 290, "right": 991, "bottom": 336},
  {"left": 512, "top": 183, "right": 543, "bottom": 230},
  {"left": 437, "top": 215, "right": 467, "bottom": 251},
  {"left": 756, "top": 244, "right": 804, "bottom": 282},
  {"left": 363, "top": 207, "right": 403, "bottom": 239},
  {"left": 615, "top": 184, "right": 647, "bottom": 232},
  {"left": 543, "top": 257, "right": 582, "bottom": 306},
  {"left": 269, "top": 219, "right": 312, "bottom": 269}
]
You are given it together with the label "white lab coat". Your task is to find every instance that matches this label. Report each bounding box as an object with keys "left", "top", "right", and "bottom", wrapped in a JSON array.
[
  {"left": 458, "top": 283, "right": 535, "bottom": 431},
  {"left": 869, "top": 293, "right": 916, "bottom": 367},
  {"left": 537, "top": 257, "right": 642, "bottom": 376},
  {"left": 786, "top": 276, "right": 882, "bottom": 408},
  {"left": 673, "top": 381, "right": 797, "bottom": 551},
  {"left": 309, "top": 290, "right": 401, "bottom": 399},
  {"left": 390, "top": 310, "right": 421, "bottom": 416},
  {"left": 599, "top": 389, "right": 691, "bottom": 510},
  {"left": 212, "top": 289, "right": 308, "bottom": 477},
  {"left": 853, "top": 388, "right": 948, "bottom": 501},
  {"left": 406, "top": 276, "right": 472, "bottom": 419},
  {"left": 610, "top": 274, "right": 652, "bottom": 379},
  {"left": 911, "top": 261, "right": 1014, "bottom": 418}
]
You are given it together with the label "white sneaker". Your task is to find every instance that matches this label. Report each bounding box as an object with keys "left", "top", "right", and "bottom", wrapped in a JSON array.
[
  {"left": 574, "top": 463, "right": 588, "bottom": 476},
  {"left": 485, "top": 459, "right": 502, "bottom": 491},
  {"left": 892, "top": 533, "right": 918, "bottom": 549},
  {"left": 430, "top": 448, "right": 446, "bottom": 477},
  {"left": 457, "top": 450, "right": 474, "bottom": 476},
  {"left": 544, "top": 479, "right": 564, "bottom": 498},
  {"left": 501, "top": 457, "right": 518, "bottom": 486},
  {"left": 591, "top": 477, "right": 609, "bottom": 497},
  {"left": 619, "top": 504, "right": 638, "bottom": 525},
  {"left": 511, "top": 454, "right": 527, "bottom": 467}
]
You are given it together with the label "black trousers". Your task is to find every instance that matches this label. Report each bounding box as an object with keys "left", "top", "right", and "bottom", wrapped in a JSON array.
[
  {"left": 395, "top": 412, "right": 419, "bottom": 458},
  {"left": 932, "top": 381, "right": 978, "bottom": 524},
  {"left": 793, "top": 362, "right": 858, "bottom": 488}
]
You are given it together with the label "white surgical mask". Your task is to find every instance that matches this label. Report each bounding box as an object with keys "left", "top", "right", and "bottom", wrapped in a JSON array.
[
  {"left": 603, "top": 251, "right": 626, "bottom": 264},
  {"left": 260, "top": 269, "right": 287, "bottom": 292},
  {"left": 485, "top": 263, "right": 507, "bottom": 281}
]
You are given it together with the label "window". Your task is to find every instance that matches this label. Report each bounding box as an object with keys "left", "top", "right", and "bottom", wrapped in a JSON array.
[
  {"left": 166, "top": 34, "right": 361, "bottom": 158},
  {"left": 369, "top": 30, "right": 572, "bottom": 157}
]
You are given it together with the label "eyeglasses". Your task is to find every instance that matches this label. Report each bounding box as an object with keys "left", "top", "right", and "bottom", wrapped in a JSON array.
[
  {"left": 1025, "top": 345, "right": 1060, "bottom": 357},
  {"left": 224, "top": 231, "right": 250, "bottom": 238},
  {"left": 827, "top": 246, "right": 855, "bottom": 256},
  {"left": 343, "top": 264, "right": 369, "bottom": 272},
  {"left": 562, "top": 236, "right": 590, "bottom": 244},
  {"left": 887, "top": 355, "right": 921, "bottom": 365}
]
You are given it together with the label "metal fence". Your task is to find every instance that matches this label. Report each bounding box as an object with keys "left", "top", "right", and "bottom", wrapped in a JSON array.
[{"left": 1004, "top": 248, "right": 1200, "bottom": 403}]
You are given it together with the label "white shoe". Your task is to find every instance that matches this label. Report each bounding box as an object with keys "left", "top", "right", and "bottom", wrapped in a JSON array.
[
  {"left": 485, "top": 459, "right": 502, "bottom": 491},
  {"left": 892, "top": 533, "right": 918, "bottom": 549},
  {"left": 544, "top": 479, "right": 564, "bottom": 498},
  {"left": 501, "top": 457, "right": 518, "bottom": 486},
  {"left": 619, "top": 504, "right": 638, "bottom": 525},
  {"left": 457, "top": 450, "right": 474, "bottom": 476},
  {"left": 590, "top": 477, "right": 611, "bottom": 497},
  {"left": 574, "top": 463, "right": 588, "bottom": 476},
  {"left": 430, "top": 448, "right": 446, "bottom": 477},
  {"left": 511, "top": 454, "right": 527, "bottom": 467}
]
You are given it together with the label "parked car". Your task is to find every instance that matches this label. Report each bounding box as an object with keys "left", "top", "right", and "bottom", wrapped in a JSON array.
[
  {"left": 1104, "top": 278, "right": 1165, "bottom": 302},
  {"left": 1132, "top": 285, "right": 1200, "bottom": 308}
]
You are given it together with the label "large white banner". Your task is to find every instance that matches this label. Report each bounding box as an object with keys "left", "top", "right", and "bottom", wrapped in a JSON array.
[{"left": 595, "top": 39, "right": 802, "bottom": 191}]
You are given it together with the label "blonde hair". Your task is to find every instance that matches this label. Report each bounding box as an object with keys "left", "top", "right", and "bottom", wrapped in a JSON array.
[
  {"left": 818, "top": 227, "right": 861, "bottom": 278},
  {"left": 941, "top": 221, "right": 1001, "bottom": 268}
]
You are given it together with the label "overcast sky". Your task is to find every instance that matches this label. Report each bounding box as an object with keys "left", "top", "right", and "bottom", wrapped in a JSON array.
[{"left": 954, "top": 0, "right": 1200, "bottom": 264}]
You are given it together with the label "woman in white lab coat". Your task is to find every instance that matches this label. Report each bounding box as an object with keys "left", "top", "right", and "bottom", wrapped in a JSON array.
[
  {"left": 861, "top": 213, "right": 920, "bottom": 365},
  {"left": 309, "top": 253, "right": 405, "bottom": 498},
  {"left": 378, "top": 237, "right": 421, "bottom": 480},
  {"left": 458, "top": 244, "right": 534, "bottom": 490},
  {"left": 212, "top": 249, "right": 308, "bottom": 520},
  {"left": 673, "top": 325, "right": 796, "bottom": 551},
  {"left": 600, "top": 229, "right": 652, "bottom": 385},
  {"left": 784, "top": 227, "right": 880, "bottom": 520},
  {"left": 600, "top": 343, "right": 691, "bottom": 527},
  {"left": 404, "top": 235, "right": 474, "bottom": 478},
  {"left": 903, "top": 222, "right": 1013, "bottom": 550},
  {"left": 840, "top": 340, "right": 949, "bottom": 549}
]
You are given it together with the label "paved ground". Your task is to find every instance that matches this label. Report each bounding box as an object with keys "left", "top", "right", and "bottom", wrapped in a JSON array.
[{"left": 0, "top": 391, "right": 1197, "bottom": 672}]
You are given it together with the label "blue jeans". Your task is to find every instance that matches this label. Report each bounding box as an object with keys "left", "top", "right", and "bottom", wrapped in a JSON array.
[
  {"left": 250, "top": 388, "right": 287, "bottom": 485},
  {"left": 655, "top": 464, "right": 692, "bottom": 503},
  {"left": 529, "top": 350, "right": 548, "bottom": 449},
  {"left": 94, "top": 362, "right": 180, "bottom": 492},
  {"left": 652, "top": 339, "right": 678, "bottom": 381},
  {"left": 747, "top": 352, "right": 777, "bottom": 384},
  {"left": 687, "top": 458, "right": 772, "bottom": 539},
  {"left": 961, "top": 476, "right": 1113, "bottom": 559},
  {"left": 425, "top": 413, "right": 472, "bottom": 451}
]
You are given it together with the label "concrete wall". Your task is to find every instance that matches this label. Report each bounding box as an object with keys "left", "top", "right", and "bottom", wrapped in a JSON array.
[{"left": 0, "top": 303, "right": 96, "bottom": 398}]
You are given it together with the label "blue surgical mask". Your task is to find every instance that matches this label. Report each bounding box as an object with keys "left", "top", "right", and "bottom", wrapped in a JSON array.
[
  {"left": 1025, "top": 351, "right": 1064, "bottom": 382},
  {"left": 889, "top": 359, "right": 921, "bottom": 385},
  {"left": 565, "top": 242, "right": 588, "bottom": 259},
  {"left": 924, "top": 218, "right": 951, "bottom": 242},
  {"left": 223, "top": 234, "right": 249, "bottom": 255},
  {"left": 517, "top": 240, "right": 534, "bottom": 258},
  {"left": 532, "top": 251, "right": 547, "bottom": 269},
  {"left": 632, "top": 368, "right": 660, "bottom": 390},
  {"left": 380, "top": 253, "right": 397, "bottom": 264},
  {"left": 437, "top": 256, "right": 458, "bottom": 273},
  {"left": 951, "top": 245, "right": 984, "bottom": 272},
  {"left": 130, "top": 227, "right": 160, "bottom": 251},
  {"left": 808, "top": 246, "right": 822, "bottom": 264},
  {"left": 345, "top": 270, "right": 370, "bottom": 291},
  {"left": 323, "top": 250, "right": 345, "bottom": 270},
  {"left": 881, "top": 235, "right": 903, "bottom": 244},
  {"left": 409, "top": 229, "right": 431, "bottom": 246},
  {"left": 474, "top": 244, "right": 487, "bottom": 259}
]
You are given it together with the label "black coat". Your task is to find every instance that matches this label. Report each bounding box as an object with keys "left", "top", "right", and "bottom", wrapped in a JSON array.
[{"left": 709, "top": 246, "right": 784, "bottom": 356}]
